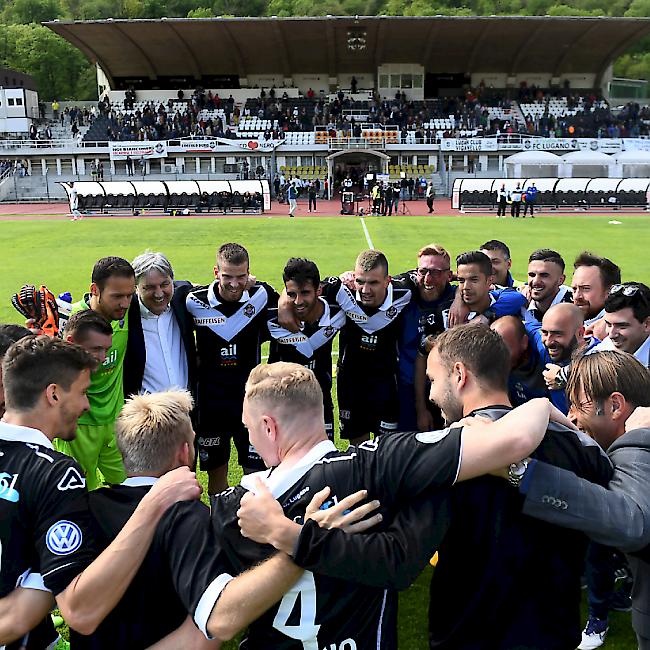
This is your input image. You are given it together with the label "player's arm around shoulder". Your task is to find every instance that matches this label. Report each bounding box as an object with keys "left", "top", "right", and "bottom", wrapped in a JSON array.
[
  {"left": 457, "top": 399, "right": 574, "bottom": 482},
  {"left": 55, "top": 466, "right": 200, "bottom": 635},
  {"left": 0, "top": 581, "right": 55, "bottom": 645}
]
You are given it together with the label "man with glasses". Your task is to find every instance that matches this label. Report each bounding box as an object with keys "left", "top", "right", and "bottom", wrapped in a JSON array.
[
  {"left": 593, "top": 282, "right": 650, "bottom": 367},
  {"left": 403, "top": 249, "right": 526, "bottom": 431},
  {"left": 397, "top": 244, "right": 455, "bottom": 431}
]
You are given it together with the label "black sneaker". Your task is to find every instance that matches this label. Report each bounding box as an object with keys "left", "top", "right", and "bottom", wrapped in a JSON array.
[{"left": 610, "top": 589, "right": 632, "bottom": 612}]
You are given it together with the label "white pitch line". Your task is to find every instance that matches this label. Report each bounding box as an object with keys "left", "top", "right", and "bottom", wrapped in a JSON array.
[{"left": 360, "top": 217, "right": 374, "bottom": 249}]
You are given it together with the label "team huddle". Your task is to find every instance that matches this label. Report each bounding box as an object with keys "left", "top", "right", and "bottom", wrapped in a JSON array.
[{"left": 1, "top": 239, "right": 650, "bottom": 650}]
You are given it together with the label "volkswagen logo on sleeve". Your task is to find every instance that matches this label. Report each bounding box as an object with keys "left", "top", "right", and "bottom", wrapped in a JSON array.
[{"left": 45, "top": 520, "right": 83, "bottom": 555}]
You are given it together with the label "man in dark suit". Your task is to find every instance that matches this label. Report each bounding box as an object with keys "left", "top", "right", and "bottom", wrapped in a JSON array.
[
  {"left": 124, "top": 252, "right": 196, "bottom": 399},
  {"left": 512, "top": 351, "right": 650, "bottom": 649}
]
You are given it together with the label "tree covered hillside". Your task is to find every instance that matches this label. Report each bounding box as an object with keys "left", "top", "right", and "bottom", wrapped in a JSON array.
[{"left": 1, "top": 0, "right": 649, "bottom": 101}]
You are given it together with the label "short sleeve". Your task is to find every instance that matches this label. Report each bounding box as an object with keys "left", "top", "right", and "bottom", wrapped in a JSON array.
[{"left": 32, "top": 458, "right": 96, "bottom": 595}]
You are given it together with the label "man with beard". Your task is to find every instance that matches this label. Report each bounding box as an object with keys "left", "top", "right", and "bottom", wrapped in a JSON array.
[
  {"left": 56, "top": 257, "right": 136, "bottom": 489},
  {"left": 527, "top": 302, "right": 594, "bottom": 413},
  {"left": 571, "top": 252, "right": 621, "bottom": 330},
  {"left": 185, "top": 243, "right": 278, "bottom": 494},
  {"left": 524, "top": 249, "right": 573, "bottom": 325},
  {"left": 423, "top": 325, "right": 611, "bottom": 650}
]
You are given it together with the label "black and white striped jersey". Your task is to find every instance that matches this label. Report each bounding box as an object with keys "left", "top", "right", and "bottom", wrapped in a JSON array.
[
  {"left": 321, "top": 277, "right": 412, "bottom": 378},
  {"left": 267, "top": 297, "right": 345, "bottom": 407},
  {"left": 186, "top": 281, "right": 278, "bottom": 402},
  {"left": 211, "top": 426, "right": 462, "bottom": 650}
]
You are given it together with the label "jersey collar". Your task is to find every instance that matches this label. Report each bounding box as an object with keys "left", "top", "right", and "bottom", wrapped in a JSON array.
[
  {"left": 527, "top": 285, "right": 572, "bottom": 314},
  {"left": 208, "top": 280, "right": 250, "bottom": 307},
  {"left": 122, "top": 476, "right": 158, "bottom": 487},
  {"left": 241, "top": 439, "right": 336, "bottom": 498},
  {"left": 0, "top": 421, "right": 53, "bottom": 449},
  {"left": 316, "top": 297, "right": 332, "bottom": 326}
]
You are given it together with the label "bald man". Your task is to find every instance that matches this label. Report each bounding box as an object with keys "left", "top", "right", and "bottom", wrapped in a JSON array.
[
  {"left": 491, "top": 315, "right": 549, "bottom": 406},
  {"left": 525, "top": 302, "right": 596, "bottom": 413}
]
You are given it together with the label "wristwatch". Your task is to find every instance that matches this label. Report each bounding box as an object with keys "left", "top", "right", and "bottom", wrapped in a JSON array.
[{"left": 507, "top": 458, "right": 531, "bottom": 488}]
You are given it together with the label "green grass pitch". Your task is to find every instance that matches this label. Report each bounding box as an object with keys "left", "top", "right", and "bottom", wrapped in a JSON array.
[{"left": 1, "top": 213, "right": 646, "bottom": 648}]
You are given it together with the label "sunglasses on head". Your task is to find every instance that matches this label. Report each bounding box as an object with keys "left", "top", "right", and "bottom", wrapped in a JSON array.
[{"left": 610, "top": 284, "right": 642, "bottom": 297}]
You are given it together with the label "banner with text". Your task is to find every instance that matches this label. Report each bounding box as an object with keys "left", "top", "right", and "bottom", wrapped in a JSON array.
[{"left": 109, "top": 141, "right": 167, "bottom": 161}]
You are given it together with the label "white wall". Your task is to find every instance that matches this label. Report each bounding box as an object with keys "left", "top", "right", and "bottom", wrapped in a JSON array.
[{"left": 0, "top": 117, "right": 30, "bottom": 133}]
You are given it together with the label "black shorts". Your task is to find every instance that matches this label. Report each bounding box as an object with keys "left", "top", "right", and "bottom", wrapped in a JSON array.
[
  {"left": 337, "top": 369, "right": 399, "bottom": 440},
  {"left": 197, "top": 404, "right": 265, "bottom": 472}
]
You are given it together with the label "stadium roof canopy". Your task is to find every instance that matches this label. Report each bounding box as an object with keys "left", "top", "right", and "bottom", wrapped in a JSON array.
[{"left": 45, "top": 15, "right": 650, "bottom": 88}]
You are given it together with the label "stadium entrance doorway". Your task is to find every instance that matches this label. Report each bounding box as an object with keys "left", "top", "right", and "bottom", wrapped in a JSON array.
[{"left": 327, "top": 149, "right": 389, "bottom": 198}]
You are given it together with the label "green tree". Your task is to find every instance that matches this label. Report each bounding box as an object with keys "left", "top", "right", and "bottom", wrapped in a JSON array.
[
  {"left": 1, "top": 0, "right": 62, "bottom": 23},
  {"left": 0, "top": 23, "right": 95, "bottom": 100},
  {"left": 188, "top": 6, "right": 215, "bottom": 15}
]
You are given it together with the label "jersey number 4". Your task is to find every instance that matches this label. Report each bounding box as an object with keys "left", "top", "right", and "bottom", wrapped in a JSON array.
[{"left": 273, "top": 571, "right": 320, "bottom": 649}]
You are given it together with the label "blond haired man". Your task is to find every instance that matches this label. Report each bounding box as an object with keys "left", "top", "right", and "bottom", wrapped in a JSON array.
[
  {"left": 212, "top": 360, "right": 569, "bottom": 650},
  {"left": 70, "top": 389, "right": 303, "bottom": 650}
]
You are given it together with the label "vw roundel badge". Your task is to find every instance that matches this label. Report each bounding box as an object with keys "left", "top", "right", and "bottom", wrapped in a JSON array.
[{"left": 46, "top": 520, "right": 83, "bottom": 556}]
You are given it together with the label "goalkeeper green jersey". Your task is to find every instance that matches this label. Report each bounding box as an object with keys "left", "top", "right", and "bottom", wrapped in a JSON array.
[{"left": 71, "top": 297, "right": 129, "bottom": 426}]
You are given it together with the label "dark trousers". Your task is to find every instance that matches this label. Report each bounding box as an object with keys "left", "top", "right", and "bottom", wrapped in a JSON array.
[
  {"left": 586, "top": 542, "right": 632, "bottom": 620},
  {"left": 309, "top": 196, "right": 316, "bottom": 211},
  {"left": 523, "top": 200, "right": 535, "bottom": 216},
  {"left": 511, "top": 200, "right": 521, "bottom": 217},
  {"left": 497, "top": 198, "right": 507, "bottom": 216},
  {"left": 426, "top": 196, "right": 434, "bottom": 213}
]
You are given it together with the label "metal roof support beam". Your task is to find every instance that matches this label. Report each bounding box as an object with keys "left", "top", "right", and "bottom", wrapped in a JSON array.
[
  {"left": 219, "top": 22, "right": 247, "bottom": 80},
  {"left": 509, "top": 22, "right": 547, "bottom": 76},
  {"left": 113, "top": 24, "right": 159, "bottom": 80},
  {"left": 165, "top": 22, "right": 202, "bottom": 80}
]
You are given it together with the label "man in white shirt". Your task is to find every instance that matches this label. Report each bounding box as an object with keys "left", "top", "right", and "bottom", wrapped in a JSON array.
[{"left": 123, "top": 252, "right": 196, "bottom": 398}]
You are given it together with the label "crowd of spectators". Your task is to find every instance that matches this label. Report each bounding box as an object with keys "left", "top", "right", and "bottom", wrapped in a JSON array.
[
  {"left": 0, "top": 159, "right": 28, "bottom": 177},
  {"left": 22, "top": 84, "right": 650, "bottom": 144}
]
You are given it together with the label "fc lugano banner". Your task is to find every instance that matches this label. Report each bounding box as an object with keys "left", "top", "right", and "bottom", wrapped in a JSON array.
[{"left": 109, "top": 141, "right": 167, "bottom": 161}]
